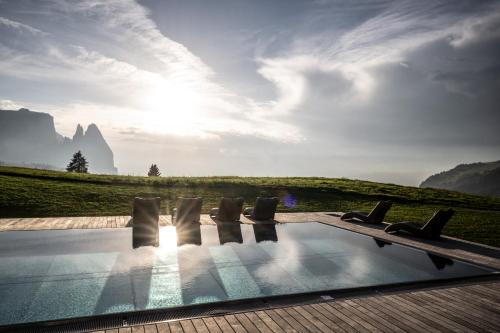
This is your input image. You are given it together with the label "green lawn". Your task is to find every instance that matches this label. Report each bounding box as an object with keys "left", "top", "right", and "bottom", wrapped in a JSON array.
[{"left": 1, "top": 165, "right": 499, "bottom": 247}]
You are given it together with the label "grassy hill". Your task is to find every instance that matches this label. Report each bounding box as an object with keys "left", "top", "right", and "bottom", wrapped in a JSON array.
[
  {"left": 421, "top": 160, "right": 500, "bottom": 197},
  {"left": 1, "top": 165, "right": 500, "bottom": 247}
]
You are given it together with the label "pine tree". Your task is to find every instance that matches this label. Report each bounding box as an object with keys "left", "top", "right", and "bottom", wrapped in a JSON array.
[
  {"left": 147, "top": 164, "right": 161, "bottom": 177},
  {"left": 66, "top": 151, "right": 89, "bottom": 173}
]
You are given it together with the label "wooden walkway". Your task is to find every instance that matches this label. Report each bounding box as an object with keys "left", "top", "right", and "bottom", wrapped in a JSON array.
[
  {"left": 89, "top": 281, "right": 500, "bottom": 333},
  {"left": 1, "top": 213, "right": 500, "bottom": 332}
]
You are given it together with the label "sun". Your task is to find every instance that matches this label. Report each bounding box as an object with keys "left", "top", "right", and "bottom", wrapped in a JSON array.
[{"left": 142, "top": 79, "right": 203, "bottom": 136}]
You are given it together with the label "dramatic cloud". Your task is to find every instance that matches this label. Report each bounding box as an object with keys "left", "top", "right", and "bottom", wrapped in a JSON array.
[{"left": 1, "top": 0, "right": 499, "bottom": 185}]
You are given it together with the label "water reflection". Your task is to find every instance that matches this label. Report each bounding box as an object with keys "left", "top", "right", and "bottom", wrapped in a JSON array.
[
  {"left": 374, "top": 238, "right": 392, "bottom": 248},
  {"left": 216, "top": 223, "right": 243, "bottom": 245},
  {"left": 253, "top": 224, "right": 278, "bottom": 243},
  {"left": 176, "top": 223, "right": 202, "bottom": 246},
  {"left": 428, "top": 253, "right": 454, "bottom": 270}
]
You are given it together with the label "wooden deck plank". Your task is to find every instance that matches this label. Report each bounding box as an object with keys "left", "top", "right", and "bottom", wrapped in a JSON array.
[
  {"left": 223, "top": 315, "right": 247, "bottom": 333},
  {"left": 361, "top": 296, "right": 431, "bottom": 333},
  {"left": 253, "top": 311, "right": 285, "bottom": 333},
  {"left": 144, "top": 324, "right": 159, "bottom": 333},
  {"left": 306, "top": 303, "right": 350, "bottom": 333},
  {"left": 118, "top": 328, "right": 132, "bottom": 333},
  {"left": 337, "top": 300, "right": 389, "bottom": 332},
  {"left": 274, "top": 308, "right": 314, "bottom": 333},
  {"left": 241, "top": 313, "right": 273, "bottom": 333},
  {"left": 233, "top": 313, "right": 261, "bottom": 333},
  {"left": 455, "top": 286, "right": 500, "bottom": 312},
  {"left": 212, "top": 316, "right": 235, "bottom": 333},
  {"left": 395, "top": 293, "right": 470, "bottom": 332},
  {"left": 156, "top": 322, "right": 171, "bottom": 333},
  {"left": 191, "top": 318, "right": 210, "bottom": 333},
  {"left": 427, "top": 289, "right": 500, "bottom": 330},
  {"left": 316, "top": 302, "right": 368, "bottom": 332},
  {"left": 203, "top": 317, "right": 224, "bottom": 333},
  {"left": 131, "top": 326, "right": 145, "bottom": 333},
  {"left": 379, "top": 294, "right": 448, "bottom": 332},
  {"left": 179, "top": 320, "right": 198, "bottom": 333},
  {"left": 168, "top": 321, "right": 184, "bottom": 333},
  {"left": 345, "top": 299, "right": 405, "bottom": 333},
  {"left": 262, "top": 310, "right": 300, "bottom": 333},
  {"left": 289, "top": 306, "right": 334, "bottom": 333}
]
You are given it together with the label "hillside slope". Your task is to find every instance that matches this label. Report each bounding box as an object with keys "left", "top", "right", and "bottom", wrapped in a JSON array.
[
  {"left": 1, "top": 166, "right": 500, "bottom": 247},
  {"left": 421, "top": 161, "right": 500, "bottom": 197}
]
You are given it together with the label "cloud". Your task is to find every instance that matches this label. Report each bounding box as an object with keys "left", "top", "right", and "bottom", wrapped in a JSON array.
[
  {"left": 449, "top": 8, "right": 500, "bottom": 47},
  {"left": 0, "top": 99, "right": 22, "bottom": 109},
  {"left": 0, "top": 0, "right": 302, "bottom": 142},
  {"left": 1, "top": 0, "right": 499, "bottom": 185},
  {"left": 0, "top": 16, "right": 47, "bottom": 35}
]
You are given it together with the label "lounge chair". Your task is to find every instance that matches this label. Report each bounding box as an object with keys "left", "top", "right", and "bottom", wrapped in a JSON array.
[
  {"left": 172, "top": 197, "right": 202, "bottom": 226},
  {"left": 243, "top": 197, "right": 279, "bottom": 221},
  {"left": 384, "top": 209, "right": 455, "bottom": 239},
  {"left": 341, "top": 201, "right": 392, "bottom": 224},
  {"left": 132, "top": 197, "right": 160, "bottom": 248},
  {"left": 209, "top": 197, "right": 244, "bottom": 222}
]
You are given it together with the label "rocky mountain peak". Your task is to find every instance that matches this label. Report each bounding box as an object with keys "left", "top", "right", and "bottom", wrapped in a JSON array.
[{"left": 73, "top": 124, "right": 84, "bottom": 141}]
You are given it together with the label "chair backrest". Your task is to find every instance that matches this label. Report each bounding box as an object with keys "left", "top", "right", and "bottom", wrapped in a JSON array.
[
  {"left": 421, "top": 209, "right": 455, "bottom": 237},
  {"left": 252, "top": 197, "right": 279, "bottom": 220},
  {"left": 216, "top": 197, "right": 244, "bottom": 222},
  {"left": 132, "top": 197, "right": 160, "bottom": 248},
  {"left": 133, "top": 197, "right": 161, "bottom": 226},
  {"left": 175, "top": 197, "right": 202, "bottom": 226},
  {"left": 367, "top": 201, "right": 392, "bottom": 224}
]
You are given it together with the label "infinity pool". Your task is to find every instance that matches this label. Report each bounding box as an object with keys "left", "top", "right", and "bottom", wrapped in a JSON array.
[{"left": 0, "top": 222, "right": 495, "bottom": 326}]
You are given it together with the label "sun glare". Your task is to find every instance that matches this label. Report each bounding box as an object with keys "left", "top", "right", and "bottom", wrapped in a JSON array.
[{"left": 142, "top": 80, "right": 203, "bottom": 136}]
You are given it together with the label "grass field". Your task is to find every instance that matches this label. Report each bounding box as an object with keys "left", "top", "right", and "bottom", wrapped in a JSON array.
[{"left": 1, "top": 165, "right": 499, "bottom": 247}]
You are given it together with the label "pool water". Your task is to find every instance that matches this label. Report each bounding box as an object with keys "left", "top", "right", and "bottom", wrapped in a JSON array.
[{"left": 0, "top": 222, "right": 495, "bottom": 326}]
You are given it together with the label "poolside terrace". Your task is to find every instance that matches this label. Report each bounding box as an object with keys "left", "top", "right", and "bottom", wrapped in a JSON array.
[{"left": 1, "top": 212, "right": 499, "bottom": 332}]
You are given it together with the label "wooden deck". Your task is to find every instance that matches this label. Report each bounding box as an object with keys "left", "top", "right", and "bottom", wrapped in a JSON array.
[
  {"left": 1, "top": 213, "right": 500, "bottom": 332},
  {"left": 89, "top": 281, "right": 500, "bottom": 333}
]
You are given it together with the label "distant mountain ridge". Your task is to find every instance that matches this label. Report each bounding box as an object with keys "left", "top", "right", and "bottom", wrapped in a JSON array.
[
  {"left": 0, "top": 108, "right": 117, "bottom": 174},
  {"left": 420, "top": 160, "right": 500, "bottom": 197}
]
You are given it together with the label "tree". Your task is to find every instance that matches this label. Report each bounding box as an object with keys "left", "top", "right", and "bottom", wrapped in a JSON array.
[
  {"left": 148, "top": 164, "right": 161, "bottom": 177},
  {"left": 66, "top": 151, "right": 88, "bottom": 173}
]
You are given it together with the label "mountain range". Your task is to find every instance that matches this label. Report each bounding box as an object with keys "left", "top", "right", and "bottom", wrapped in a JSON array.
[
  {"left": 0, "top": 108, "right": 117, "bottom": 174},
  {"left": 420, "top": 160, "right": 500, "bottom": 197}
]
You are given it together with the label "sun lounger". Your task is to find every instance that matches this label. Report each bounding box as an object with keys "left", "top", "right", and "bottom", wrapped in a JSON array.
[
  {"left": 209, "top": 197, "right": 244, "bottom": 222},
  {"left": 341, "top": 201, "right": 392, "bottom": 224},
  {"left": 132, "top": 197, "right": 160, "bottom": 248},
  {"left": 243, "top": 197, "right": 279, "bottom": 221},
  {"left": 384, "top": 209, "right": 455, "bottom": 239},
  {"left": 172, "top": 197, "right": 202, "bottom": 226}
]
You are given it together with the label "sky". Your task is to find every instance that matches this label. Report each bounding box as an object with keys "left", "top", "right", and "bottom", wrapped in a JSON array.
[{"left": 1, "top": 0, "right": 500, "bottom": 186}]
